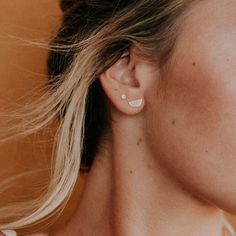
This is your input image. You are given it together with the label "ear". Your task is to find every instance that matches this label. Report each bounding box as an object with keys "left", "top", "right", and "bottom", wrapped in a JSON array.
[{"left": 99, "top": 47, "right": 152, "bottom": 115}]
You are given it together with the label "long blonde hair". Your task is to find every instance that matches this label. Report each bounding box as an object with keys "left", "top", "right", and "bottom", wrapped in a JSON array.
[{"left": 0, "top": 0, "right": 235, "bottom": 235}]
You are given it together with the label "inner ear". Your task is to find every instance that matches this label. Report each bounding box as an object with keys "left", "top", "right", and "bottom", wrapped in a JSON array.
[
  {"left": 112, "top": 49, "right": 131, "bottom": 68},
  {"left": 120, "top": 49, "right": 130, "bottom": 61},
  {"left": 115, "top": 46, "right": 139, "bottom": 69},
  {"left": 104, "top": 51, "right": 134, "bottom": 84}
]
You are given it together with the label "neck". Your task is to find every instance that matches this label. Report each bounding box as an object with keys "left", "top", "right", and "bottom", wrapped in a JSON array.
[{"left": 53, "top": 116, "right": 224, "bottom": 236}]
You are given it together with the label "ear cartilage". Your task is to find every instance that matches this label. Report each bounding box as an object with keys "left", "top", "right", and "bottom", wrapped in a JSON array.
[
  {"left": 121, "top": 94, "right": 127, "bottom": 100},
  {"left": 128, "top": 98, "right": 143, "bottom": 108}
]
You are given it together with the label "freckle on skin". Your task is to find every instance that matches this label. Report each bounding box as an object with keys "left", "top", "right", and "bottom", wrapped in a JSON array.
[
  {"left": 147, "top": 164, "right": 152, "bottom": 169},
  {"left": 192, "top": 62, "right": 196, "bottom": 66},
  {"left": 136, "top": 138, "right": 142, "bottom": 145},
  {"left": 205, "top": 150, "right": 208, "bottom": 153},
  {"left": 130, "top": 170, "right": 133, "bottom": 174},
  {"left": 172, "top": 119, "right": 176, "bottom": 125}
]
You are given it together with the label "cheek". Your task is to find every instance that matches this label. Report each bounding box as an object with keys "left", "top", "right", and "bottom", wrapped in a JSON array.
[{"left": 145, "top": 50, "right": 236, "bottom": 213}]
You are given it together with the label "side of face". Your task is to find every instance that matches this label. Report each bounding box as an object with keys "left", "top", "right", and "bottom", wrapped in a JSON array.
[{"left": 145, "top": 0, "right": 236, "bottom": 213}]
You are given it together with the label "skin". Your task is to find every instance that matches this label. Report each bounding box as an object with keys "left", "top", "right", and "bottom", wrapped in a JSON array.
[{"left": 49, "top": 0, "right": 236, "bottom": 235}]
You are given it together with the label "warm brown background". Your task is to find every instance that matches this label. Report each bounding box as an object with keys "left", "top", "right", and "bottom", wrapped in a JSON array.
[
  {"left": 0, "top": 0, "right": 235, "bottom": 235},
  {"left": 0, "top": 1, "right": 86, "bottom": 235}
]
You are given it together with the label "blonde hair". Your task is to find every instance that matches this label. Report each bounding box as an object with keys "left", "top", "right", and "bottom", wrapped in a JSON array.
[{"left": 0, "top": 0, "right": 235, "bottom": 235}]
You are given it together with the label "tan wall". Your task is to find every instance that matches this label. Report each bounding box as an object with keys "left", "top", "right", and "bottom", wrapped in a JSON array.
[
  {"left": 0, "top": 0, "right": 235, "bottom": 234},
  {"left": 0, "top": 1, "right": 86, "bottom": 234}
]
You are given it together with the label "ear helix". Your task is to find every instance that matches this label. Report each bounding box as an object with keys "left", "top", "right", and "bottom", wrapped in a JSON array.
[{"left": 120, "top": 94, "right": 143, "bottom": 108}]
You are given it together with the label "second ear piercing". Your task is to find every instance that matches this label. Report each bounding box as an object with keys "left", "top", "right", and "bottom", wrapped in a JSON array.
[{"left": 121, "top": 94, "right": 127, "bottom": 100}]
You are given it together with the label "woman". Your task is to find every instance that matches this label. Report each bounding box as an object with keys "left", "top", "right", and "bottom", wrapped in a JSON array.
[{"left": 0, "top": 0, "right": 236, "bottom": 235}]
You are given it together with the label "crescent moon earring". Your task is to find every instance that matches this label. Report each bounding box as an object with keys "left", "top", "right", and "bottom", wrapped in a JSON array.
[
  {"left": 128, "top": 98, "right": 143, "bottom": 107},
  {"left": 120, "top": 94, "right": 143, "bottom": 108}
]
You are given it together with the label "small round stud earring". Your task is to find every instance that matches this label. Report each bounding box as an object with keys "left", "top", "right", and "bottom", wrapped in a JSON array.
[
  {"left": 121, "top": 94, "right": 127, "bottom": 100},
  {"left": 128, "top": 98, "right": 143, "bottom": 108}
]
